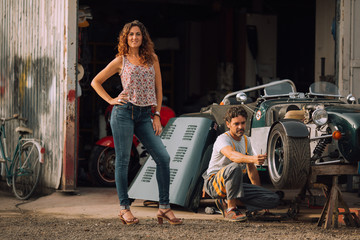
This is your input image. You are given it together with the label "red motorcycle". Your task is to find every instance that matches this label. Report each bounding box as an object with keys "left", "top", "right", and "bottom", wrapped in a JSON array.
[{"left": 88, "top": 104, "right": 176, "bottom": 187}]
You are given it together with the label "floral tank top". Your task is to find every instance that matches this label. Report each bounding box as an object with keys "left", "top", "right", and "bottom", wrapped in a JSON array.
[{"left": 119, "top": 55, "right": 157, "bottom": 106}]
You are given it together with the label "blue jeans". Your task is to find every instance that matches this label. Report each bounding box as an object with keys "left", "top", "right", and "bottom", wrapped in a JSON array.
[{"left": 110, "top": 102, "right": 170, "bottom": 209}]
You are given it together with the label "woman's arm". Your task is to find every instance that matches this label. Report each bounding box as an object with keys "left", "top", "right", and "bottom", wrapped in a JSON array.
[
  {"left": 152, "top": 53, "right": 163, "bottom": 135},
  {"left": 91, "top": 56, "right": 126, "bottom": 105},
  {"left": 153, "top": 54, "right": 163, "bottom": 112}
]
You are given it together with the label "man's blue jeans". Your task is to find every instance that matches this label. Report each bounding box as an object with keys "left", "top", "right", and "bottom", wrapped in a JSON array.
[{"left": 110, "top": 103, "right": 170, "bottom": 209}]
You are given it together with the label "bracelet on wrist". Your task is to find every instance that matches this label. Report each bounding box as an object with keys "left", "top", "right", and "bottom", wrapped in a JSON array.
[{"left": 154, "top": 111, "right": 161, "bottom": 118}]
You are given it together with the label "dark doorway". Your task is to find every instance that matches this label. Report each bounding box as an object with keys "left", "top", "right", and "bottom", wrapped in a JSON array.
[{"left": 77, "top": 0, "right": 315, "bottom": 186}]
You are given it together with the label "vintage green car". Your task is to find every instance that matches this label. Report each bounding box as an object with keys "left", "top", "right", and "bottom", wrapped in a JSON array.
[
  {"left": 201, "top": 79, "right": 360, "bottom": 189},
  {"left": 129, "top": 79, "right": 360, "bottom": 210}
]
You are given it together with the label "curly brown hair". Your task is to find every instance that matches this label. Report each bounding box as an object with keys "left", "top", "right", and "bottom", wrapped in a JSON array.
[
  {"left": 116, "top": 20, "right": 155, "bottom": 65},
  {"left": 224, "top": 106, "right": 248, "bottom": 123}
]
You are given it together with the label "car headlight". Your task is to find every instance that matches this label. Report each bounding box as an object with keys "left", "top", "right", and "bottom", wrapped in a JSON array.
[
  {"left": 236, "top": 92, "right": 247, "bottom": 104},
  {"left": 312, "top": 109, "right": 328, "bottom": 126}
]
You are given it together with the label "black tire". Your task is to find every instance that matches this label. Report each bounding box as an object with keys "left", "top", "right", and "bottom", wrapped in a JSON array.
[
  {"left": 12, "top": 141, "right": 42, "bottom": 200},
  {"left": 267, "top": 123, "right": 310, "bottom": 189},
  {"left": 88, "top": 145, "right": 140, "bottom": 187}
]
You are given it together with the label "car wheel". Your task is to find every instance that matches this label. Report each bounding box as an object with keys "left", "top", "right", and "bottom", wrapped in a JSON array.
[
  {"left": 88, "top": 145, "right": 141, "bottom": 187},
  {"left": 267, "top": 123, "right": 310, "bottom": 189}
]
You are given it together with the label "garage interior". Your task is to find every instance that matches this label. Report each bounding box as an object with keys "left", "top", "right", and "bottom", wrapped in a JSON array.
[{"left": 76, "top": 0, "right": 317, "bottom": 183}]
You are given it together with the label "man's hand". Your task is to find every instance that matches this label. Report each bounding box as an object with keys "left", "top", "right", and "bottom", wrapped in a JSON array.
[{"left": 253, "top": 154, "right": 267, "bottom": 165}]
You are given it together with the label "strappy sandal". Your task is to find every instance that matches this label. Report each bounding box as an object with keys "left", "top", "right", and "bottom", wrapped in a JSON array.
[
  {"left": 156, "top": 209, "right": 183, "bottom": 225},
  {"left": 119, "top": 209, "right": 139, "bottom": 225}
]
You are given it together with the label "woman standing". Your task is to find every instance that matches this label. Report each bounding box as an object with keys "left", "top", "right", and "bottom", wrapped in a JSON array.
[{"left": 91, "top": 20, "right": 182, "bottom": 225}]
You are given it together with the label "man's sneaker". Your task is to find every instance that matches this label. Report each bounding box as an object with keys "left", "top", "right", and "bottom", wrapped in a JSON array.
[
  {"left": 215, "top": 199, "right": 227, "bottom": 217},
  {"left": 225, "top": 207, "right": 248, "bottom": 222}
]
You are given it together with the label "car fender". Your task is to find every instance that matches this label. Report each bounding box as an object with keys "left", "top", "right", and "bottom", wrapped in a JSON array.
[
  {"left": 95, "top": 136, "right": 114, "bottom": 148},
  {"left": 270, "top": 120, "right": 309, "bottom": 138}
]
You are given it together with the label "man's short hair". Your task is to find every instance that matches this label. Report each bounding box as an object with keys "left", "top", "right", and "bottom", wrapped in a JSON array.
[{"left": 224, "top": 106, "right": 248, "bottom": 123}]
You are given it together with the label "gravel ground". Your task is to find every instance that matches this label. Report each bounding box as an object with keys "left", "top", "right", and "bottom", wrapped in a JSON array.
[{"left": 1, "top": 213, "right": 360, "bottom": 240}]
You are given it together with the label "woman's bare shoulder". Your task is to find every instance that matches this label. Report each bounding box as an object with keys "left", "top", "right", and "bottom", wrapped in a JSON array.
[
  {"left": 152, "top": 53, "right": 159, "bottom": 62},
  {"left": 113, "top": 55, "right": 123, "bottom": 64},
  {"left": 107, "top": 55, "right": 123, "bottom": 71}
]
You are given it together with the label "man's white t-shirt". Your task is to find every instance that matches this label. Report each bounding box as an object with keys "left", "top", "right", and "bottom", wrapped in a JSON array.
[{"left": 206, "top": 131, "right": 253, "bottom": 176}]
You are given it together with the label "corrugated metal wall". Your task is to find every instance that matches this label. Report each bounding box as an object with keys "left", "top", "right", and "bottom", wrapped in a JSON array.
[{"left": 0, "top": 0, "right": 77, "bottom": 189}]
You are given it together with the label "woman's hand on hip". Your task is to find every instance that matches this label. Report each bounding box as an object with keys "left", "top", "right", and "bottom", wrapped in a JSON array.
[
  {"left": 152, "top": 116, "right": 162, "bottom": 136},
  {"left": 109, "top": 93, "right": 129, "bottom": 105}
]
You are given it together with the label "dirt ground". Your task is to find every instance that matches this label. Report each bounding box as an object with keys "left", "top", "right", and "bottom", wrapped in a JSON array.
[
  {"left": 1, "top": 180, "right": 360, "bottom": 239},
  {"left": 1, "top": 212, "right": 360, "bottom": 240}
]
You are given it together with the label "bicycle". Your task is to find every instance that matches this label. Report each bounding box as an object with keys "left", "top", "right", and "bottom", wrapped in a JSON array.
[{"left": 0, "top": 114, "right": 44, "bottom": 200}]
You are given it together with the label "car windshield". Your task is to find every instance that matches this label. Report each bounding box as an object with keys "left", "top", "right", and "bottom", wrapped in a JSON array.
[
  {"left": 309, "top": 82, "right": 341, "bottom": 97},
  {"left": 264, "top": 82, "right": 295, "bottom": 96}
]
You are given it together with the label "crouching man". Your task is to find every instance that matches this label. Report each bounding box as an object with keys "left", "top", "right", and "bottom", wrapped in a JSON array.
[{"left": 203, "top": 106, "right": 280, "bottom": 222}]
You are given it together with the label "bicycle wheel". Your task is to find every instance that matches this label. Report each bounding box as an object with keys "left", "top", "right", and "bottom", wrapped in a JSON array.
[{"left": 12, "top": 141, "right": 42, "bottom": 200}]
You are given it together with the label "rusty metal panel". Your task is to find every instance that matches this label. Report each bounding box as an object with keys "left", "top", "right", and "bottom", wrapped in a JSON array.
[
  {"left": 0, "top": 0, "right": 77, "bottom": 190},
  {"left": 62, "top": 0, "right": 78, "bottom": 191}
]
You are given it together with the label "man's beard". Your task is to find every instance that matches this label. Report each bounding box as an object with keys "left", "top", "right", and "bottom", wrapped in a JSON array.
[{"left": 235, "top": 130, "right": 244, "bottom": 137}]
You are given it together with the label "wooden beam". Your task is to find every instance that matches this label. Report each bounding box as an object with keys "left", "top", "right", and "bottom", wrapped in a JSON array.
[{"left": 311, "top": 164, "right": 358, "bottom": 176}]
